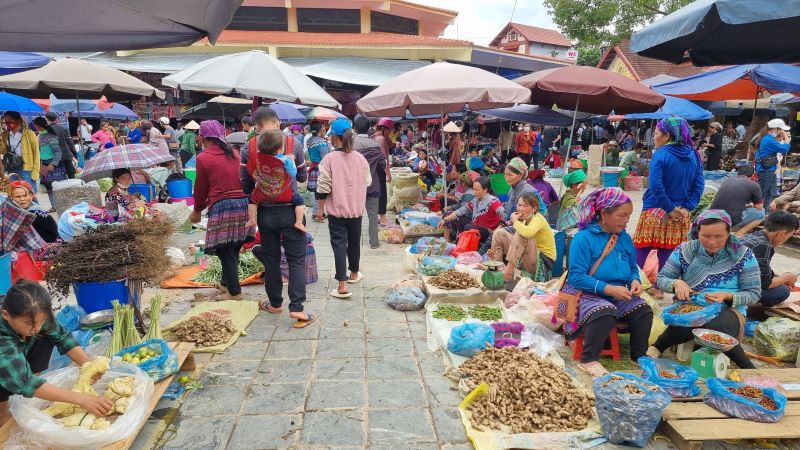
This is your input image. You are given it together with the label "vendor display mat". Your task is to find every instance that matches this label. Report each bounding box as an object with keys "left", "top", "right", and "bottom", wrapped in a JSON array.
[
  {"left": 161, "top": 300, "right": 258, "bottom": 353},
  {"left": 658, "top": 368, "right": 800, "bottom": 450},
  {"left": 159, "top": 265, "right": 263, "bottom": 289},
  {"left": 0, "top": 342, "right": 195, "bottom": 450}
]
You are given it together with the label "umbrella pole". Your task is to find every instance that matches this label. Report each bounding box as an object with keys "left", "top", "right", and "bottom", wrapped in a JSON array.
[
  {"left": 746, "top": 89, "right": 761, "bottom": 161},
  {"left": 441, "top": 113, "right": 447, "bottom": 210},
  {"left": 75, "top": 90, "right": 83, "bottom": 162},
  {"left": 559, "top": 95, "right": 580, "bottom": 196}
]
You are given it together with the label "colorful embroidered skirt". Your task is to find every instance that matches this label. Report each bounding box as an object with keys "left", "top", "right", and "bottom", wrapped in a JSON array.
[
  {"left": 562, "top": 283, "right": 649, "bottom": 338},
  {"left": 204, "top": 197, "right": 253, "bottom": 255},
  {"left": 632, "top": 209, "right": 690, "bottom": 250}
]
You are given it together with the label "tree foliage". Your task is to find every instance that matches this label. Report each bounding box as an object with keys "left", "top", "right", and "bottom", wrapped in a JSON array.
[{"left": 543, "top": 0, "right": 692, "bottom": 57}]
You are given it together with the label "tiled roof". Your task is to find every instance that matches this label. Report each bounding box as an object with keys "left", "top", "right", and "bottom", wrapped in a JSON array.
[
  {"left": 508, "top": 23, "right": 573, "bottom": 48},
  {"left": 208, "top": 30, "right": 471, "bottom": 47},
  {"left": 602, "top": 39, "right": 709, "bottom": 81}
]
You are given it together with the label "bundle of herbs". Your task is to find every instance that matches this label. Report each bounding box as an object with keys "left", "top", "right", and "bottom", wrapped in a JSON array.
[
  {"left": 46, "top": 217, "right": 174, "bottom": 298},
  {"left": 105, "top": 300, "right": 142, "bottom": 358},
  {"left": 192, "top": 251, "right": 264, "bottom": 284}
]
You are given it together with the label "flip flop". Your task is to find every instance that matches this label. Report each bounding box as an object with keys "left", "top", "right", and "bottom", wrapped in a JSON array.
[
  {"left": 330, "top": 289, "right": 352, "bottom": 299},
  {"left": 347, "top": 272, "right": 363, "bottom": 284},
  {"left": 259, "top": 301, "right": 283, "bottom": 314},
  {"left": 292, "top": 313, "right": 317, "bottom": 328}
]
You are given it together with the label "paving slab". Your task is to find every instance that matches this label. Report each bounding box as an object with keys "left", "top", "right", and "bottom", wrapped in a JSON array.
[
  {"left": 210, "top": 341, "right": 267, "bottom": 362},
  {"left": 265, "top": 339, "right": 316, "bottom": 359},
  {"left": 180, "top": 384, "right": 246, "bottom": 416},
  {"left": 307, "top": 380, "right": 367, "bottom": 410},
  {"left": 302, "top": 411, "right": 367, "bottom": 447},
  {"left": 368, "top": 380, "right": 427, "bottom": 408},
  {"left": 255, "top": 358, "right": 313, "bottom": 385},
  {"left": 367, "top": 356, "right": 421, "bottom": 380},
  {"left": 314, "top": 357, "right": 366, "bottom": 381},
  {"left": 226, "top": 414, "right": 302, "bottom": 449},
  {"left": 366, "top": 336, "right": 415, "bottom": 357},
  {"left": 368, "top": 408, "right": 437, "bottom": 444},
  {"left": 316, "top": 337, "right": 367, "bottom": 359},
  {"left": 431, "top": 407, "right": 470, "bottom": 443},
  {"left": 161, "top": 415, "right": 236, "bottom": 450},
  {"left": 197, "top": 359, "right": 260, "bottom": 386},
  {"left": 243, "top": 383, "right": 308, "bottom": 414},
  {"left": 366, "top": 322, "right": 411, "bottom": 338}
]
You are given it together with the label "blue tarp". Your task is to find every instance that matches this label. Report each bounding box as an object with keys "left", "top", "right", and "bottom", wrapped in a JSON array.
[
  {"left": 0, "top": 92, "right": 43, "bottom": 114},
  {"left": 479, "top": 104, "right": 574, "bottom": 127},
  {"left": 654, "top": 64, "right": 800, "bottom": 101},
  {"left": 0, "top": 51, "right": 49, "bottom": 75},
  {"left": 630, "top": 0, "right": 800, "bottom": 66},
  {"left": 625, "top": 95, "right": 712, "bottom": 121}
]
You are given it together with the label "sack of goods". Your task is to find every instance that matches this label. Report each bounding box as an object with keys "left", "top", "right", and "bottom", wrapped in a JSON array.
[
  {"left": 752, "top": 317, "right": 800, "bottom": 362},
  {"left": 116, "top": 339, "right": 179, "bottom": 382},
  {"left": 638, "top": 357, "right": 701, "bottom": 398},
  {"left": 386, "top": 286, "right": 427, "bottom": 311},
  {"left": 53, "top": 181, "right": 102, "bottom": 217},
  {"left": 594, "top": 372, "right": 671, "bottom": 447},
  {"left": 416, "top": 255, "right": 456, "bottom": 276},
  {"left": 447, "top": 323, "right": 495, "bottom": 357},
  {"left": 703, "top": 378, "right": 786, "bottom": 423},
  {"left": 661, "top": 301, "right": 722, "bottom": 328}
]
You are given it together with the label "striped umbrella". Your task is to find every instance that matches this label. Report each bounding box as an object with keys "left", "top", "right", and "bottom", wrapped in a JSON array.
[{"left": 80, "top": 143, "right": 174, "bottom": 181}]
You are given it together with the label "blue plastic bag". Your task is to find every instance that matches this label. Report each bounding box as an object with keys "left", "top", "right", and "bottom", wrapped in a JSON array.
[
  {"left": 594, "top": 372, "right": 671, "bottom": 447},
  {"left": 56, "top": 305, "right": 87, "bottom": 332},
  {"left": 386, "top": 287, "right": 427, "bottom": 311},
  {"left": 745, "top": 320, "right": 759, "bottom": 337},
  {"left": 416, "top": 255, "right": 457, "bottom": 276},
  {"left": 661, "top": 301, "right": 722, "bottom": 327},
  {"left": 447, "top": 323, "right": 494, "bottom": 357},
  {"left": 639, "top": 357, "right": 701, "bottom": 398},
  {"left": 704, "top": 378, "right": 786, "bottom": 423},
  {"left": 116, "top": 339, "right": 179, "bottom": 382}
]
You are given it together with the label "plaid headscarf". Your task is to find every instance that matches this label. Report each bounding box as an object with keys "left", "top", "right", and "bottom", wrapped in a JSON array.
[
  {"left": 689, "top": 208, "right": 732, "bottom": 239},
  {"left": 656, "top": 117, "right": 694, "bottom": 148},
  {"left": 506, "top": 157, "right": 528, "bottom": 176},
  {"left": 7, "top": 179, "right": 36, "bottom": 201},
  {"left": 575, "top": 187, "right": 632, "bottom": 229},
  {"left": 527, "top": 169, "right": 547, "bottom": 181}
]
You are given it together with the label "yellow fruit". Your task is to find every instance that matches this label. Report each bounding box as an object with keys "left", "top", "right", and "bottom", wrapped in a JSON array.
[
  {"left": 138, "top": 347, "right": 149, "bottom": 357},
  {"left": 131, "top": 357, "right": 140, "bottom": 365},
  {"left": 178, "top": 376, "right": 190, "bottom": 384},
  {"left": 148, "top": 350, "right": 156, "bottom": 357},
  {"left": 122, "top": 353, "right": 132, "bottom": 361}
]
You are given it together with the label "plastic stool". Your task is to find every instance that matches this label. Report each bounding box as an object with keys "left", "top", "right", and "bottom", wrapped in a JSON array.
[{"left": 569, "top": 328, "right": 621, "bottom": 361}]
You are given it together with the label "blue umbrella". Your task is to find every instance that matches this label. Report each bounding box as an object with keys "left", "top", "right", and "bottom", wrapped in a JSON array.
[
  {"left": 631, "top": 0, "right": 800, "bottom": 66},
  {"left": 0, "top": 92, "right": 44, "bottom": 114},
  {"left": 653, "top": 64, "right": 800, "bottom": 101},
  {"left": 624, "top": 95, "right": 712, "bottom": 121},
  {"left": 0, "top": 51, "right": 49, "bottom": 75},
  {"left": 82, "top": 103, "right": 139, "bottom": 120},
  {"left": 268, "top": 101, "right": 307, "bottom": 123},
  {"left": 48, "top": 95, "right": 97, "bottom": 113},
  {"left": 478, "top": 105, "right": 574, "bottom": 127}
]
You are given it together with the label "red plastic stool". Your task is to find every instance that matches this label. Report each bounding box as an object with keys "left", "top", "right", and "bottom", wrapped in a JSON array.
[{"left": 569, "top": 328, "right": 621, "bottom": 361}]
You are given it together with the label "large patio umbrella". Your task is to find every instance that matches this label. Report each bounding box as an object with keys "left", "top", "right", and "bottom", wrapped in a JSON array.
[
  {"left": 0, "top": 51, "right": 50, "bottom": 75},
  {"left": 40, "top": 95, "right": 98, "bottom": 114},
  {"left": 163, "top": 50, "right": 339, "bottom": 108},
  {"left": 182, "top": 96, "right": 253, "bottom": 122},
  {"left": 356, "top": 62, "right": 530, "bottom": 117},
  {"left": 624, "top": 95, "right": 712, "bottom": 121},
  {"left": 80, "top": 143, "right": 175, "bottom": 182},
  {"left": 478, "top": 105, "right": 575, "bottom": 127},
  {"left": 0, "top": 92, "right": 43, "bottom": 114},
  {"left": 83, "top": 103, "right": 139, "bottom": 120},
  {"left": 305, "top": 106, "right": 346, "bottom": 122},
  {"left": 630, "top": 0, "right": 800, "bottom": 66},
  {"left": 267, "top": 101, "right": 308, "bottom": 123},
  {"left": 0, "top": 0, "right": 242, "bottom": 52},
  {"left": 655, "top": 64, "right": 800, "bottom": 158}
]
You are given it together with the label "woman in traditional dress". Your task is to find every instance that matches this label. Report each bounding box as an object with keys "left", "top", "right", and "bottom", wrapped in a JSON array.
[
  {"left": 564, "top": 188, "right": 653, "bottom": 377},
  {"left": 648, "top": 210, "right": 760, "bottom": 368}
]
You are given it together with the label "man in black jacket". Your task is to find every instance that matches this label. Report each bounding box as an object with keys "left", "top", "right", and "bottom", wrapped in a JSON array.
[
  {"left": 45, "top": 112, "right": 76, "bottom": 179},
  {"left": 353, "top": 115, "right": 387, "bottom": 249}
]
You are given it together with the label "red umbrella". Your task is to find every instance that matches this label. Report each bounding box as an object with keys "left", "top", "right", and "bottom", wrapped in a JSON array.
[{"left": 514, "top": 66, "right": 665, "bottom": 115}]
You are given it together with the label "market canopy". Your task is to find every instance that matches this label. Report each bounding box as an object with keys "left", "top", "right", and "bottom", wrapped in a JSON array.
[
  {"left": 0, "top": 0, "right": 243, "bottom": 52},
  {"left": 35, "top": 95, "right": 98, "bottom": 114},
  {"left": 478, "top": 105, "right": 575, "bottom": 127},
  {"left": 356, "top": 62, "right": 531, "bottom": 117},
  {"left": 0, "top": 58, "right": 164, "bottom": 100},
  {"left": 630, "top": 0, "right": 800, "bottom": 66},
  {"left": 653, "top": 64, "right": 800, "bottom": 101},
  {"left": 82, "top": 103, "right": 139, "bottom": 120},
  {"left": 162, "top": 50, "right": 339, "bottom": 108},
  {"left": 181, "top": 96, "right": 252, "bottom": 121},
  {"left": 0, "top": 51, "right": 50, "bottom": 75},
  {"left": 624, "top": 95, "right": 712, "bottom": 121},
  {"left": 514, "top": 66, "right": 665, "bottom": 114},
  {"left": 0, "top": 92, "right": 44, "bottom": 114}
]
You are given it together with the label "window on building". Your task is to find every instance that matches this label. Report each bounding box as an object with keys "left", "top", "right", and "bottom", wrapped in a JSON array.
[
  {"left": 228, "top": 7, "right": 288, "bottom": 31},
  {"left": 297, "top": 8, "right": 360, "bottom": 33},
  {"left": 371, "top": 11, "right": 419, "bottom": 35}
]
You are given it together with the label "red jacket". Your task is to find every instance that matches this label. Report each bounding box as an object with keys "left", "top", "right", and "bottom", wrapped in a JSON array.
[
  {"left": 193, "top": 144, "right": 245, "bottom": 212},
  {"left": 246, "top": 145, "right": 293, "bottom": 205},
  {"left": 515, "top": 131, "right": 534, "bottom": 155}
]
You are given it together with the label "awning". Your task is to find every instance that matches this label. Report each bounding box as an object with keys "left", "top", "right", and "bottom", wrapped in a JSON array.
[{"left": 281, "top": 57, "right": 430, "bottom": 87}]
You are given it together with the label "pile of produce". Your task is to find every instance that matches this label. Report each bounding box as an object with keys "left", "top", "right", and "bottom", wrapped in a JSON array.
[
  {"left": 429, "top": 269, "right": 480, "bottom": 290},
  {"left": 728, "top": 386, "right": 777, "bottom": 411},
  {"left": 673, "top": 303, "right": 705, "bottom": 314},
  {"left": 460, "top": 347, "right": 593, "bottom": 433},
  {"left": 40, "top": 357, "right": 133, "bottom": 430},
  {"left": 432, "top": 305, "right": 468, "bottom": 321},
  {"left": 144, "top": 296, "right": 163, "bottom": 340},
  {"left": 106, "top": 300, "right": 141, "bottom": 358},
  {"left": 432, "top": 305, "right": 503, "bottom": 321},
  {"left": 120, "top": 346, "right": 159, "bottom": 366},
  {"left": 407, "top": 223, "right": 438, "bottom": 235},
  {"left": 701, "top": 332, "right": 735, "bottom": 345},
  {"left": 171, "top": 310, "right": 236, "bottom": 347},
  {"left": 468, "top": 305, "right": 502, "bottom": 321},
  {"left": 192, "top": 250, "right": 264, "bottom": 284},
  {"left": 690, "top": 192, "right": 715, "bottom": 221},
  {"left": 46, "top": 217, "right": 174, "bottom": 297}
]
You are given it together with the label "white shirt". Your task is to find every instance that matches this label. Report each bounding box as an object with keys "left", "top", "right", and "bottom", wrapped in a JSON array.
[
  {"left": 735, "top": 124, "right": 746, "bottom": 140},
  {"left": 80, "top": 124, "right": 92, "bottom": 141},
  {"left": 8, "top": 130, "right": 22, "bottom": 156}
]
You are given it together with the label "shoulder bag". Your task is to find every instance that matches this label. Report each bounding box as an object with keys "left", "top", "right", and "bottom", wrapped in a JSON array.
[{"left": 553, "top": 234, "right": 618, "bottom": 322}]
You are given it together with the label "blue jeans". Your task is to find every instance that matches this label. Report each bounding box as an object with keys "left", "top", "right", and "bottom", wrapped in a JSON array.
[
  {"left": 18, "top": 170, "right": 38, "bottom": 193},
  {"left": 733, "top": 207, "right": 766, "bottom": 230},
  {"left": 757, "top": 170, "right": 778, "bottom": 211},
  {"left": 759, "top": 284, "right": 790, "bottom": 307}
]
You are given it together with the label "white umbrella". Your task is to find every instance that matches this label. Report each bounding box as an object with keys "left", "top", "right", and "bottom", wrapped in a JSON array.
[{"left": 163, "top": 50, "right": 340, "bottom": 108}]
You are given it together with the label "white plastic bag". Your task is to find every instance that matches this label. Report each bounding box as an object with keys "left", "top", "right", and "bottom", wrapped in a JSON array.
[
  {"left": 165, "top": 247, "right": 186, "bottom": 270},
  {"left": 9, "top": 361, "right": 154, "bottom": 449},
  {"left": 52, "top": 179, "right": 84, "bottom": 191},
  {"left": 520, "top": 322, "right": 564, "bottom": 357},
  {"left": 150, "top": 202, "right": 192, "bottom": 228}
]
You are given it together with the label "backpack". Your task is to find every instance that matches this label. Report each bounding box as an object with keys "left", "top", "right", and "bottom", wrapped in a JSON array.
[{"left": 248, "top": 143, "right": 292, "bottom": 203}]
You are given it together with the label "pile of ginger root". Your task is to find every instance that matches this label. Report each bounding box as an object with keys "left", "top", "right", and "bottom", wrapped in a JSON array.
[{"left": 459, "top": 347, "right": 594, "bottom": 434}]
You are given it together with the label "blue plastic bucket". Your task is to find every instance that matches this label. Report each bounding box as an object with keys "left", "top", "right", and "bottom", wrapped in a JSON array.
[
  {"left": 166, "top": 179, "right": 192, "bottom": 198},
  {"left": 129, "top": 183, "right": 155, "bottom": 202},
  {"left": 0, "top": 253, "right": 11, "bottom": 295},
  {"left": 601, "top": 168, "right": 622, "bottom": 188},
  {"left": 73, "top": 280, "right": 136, "bottom": 314}
]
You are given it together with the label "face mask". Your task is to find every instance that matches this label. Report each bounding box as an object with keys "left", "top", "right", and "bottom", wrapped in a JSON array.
[
  {"left": 769, "top": 131, "right": 779, "bottom": 137},
  {"left": 524, "top": 127, "right": 530, "bottom": 132},
  {"left": 4, "top": 121, "right": 18, "bottom": 131},
  {"left": 117, "top": 183, "right": 130, "bottom": 190}
]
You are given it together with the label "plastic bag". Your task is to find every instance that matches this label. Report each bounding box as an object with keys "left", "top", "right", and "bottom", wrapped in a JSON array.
[
  {"left": 115, "top": 339, "right": 179, "bottom": 382},
  {"left": 9, "top": 360, "right": 154, "bottom": 449},
  {"left": 165, "top": 247, "right": 185, "bottom": 270},
  {"left": 410, "top": 237, "right": 449, "bottom": 255},
  {"left": 753, "top": 317, "right": 800, "bottom": 362},
  {"left": 416, "top": 255, "right": 457, "bottom": 276},
  {"left": 642, "top": 250, "right": 659, "bottom": 284},
  {"left": 384, "top": 226, "right": 405, "bottom": 244},
  {"left": 519, "top": 322, "right": 564, "bottom": 356},
  {"left": 386, "top": 286, "right": 427, "bottom": 311},
  {"left": 57, "top": 202, "right": 92, "bottom": 242},
  {"left": 703, "top": 378, "right": 786, "bottom": 423},
  {"left": 447, "top": 323, "right": 494, "bottom": 357},
  {"left": 661, "top": 301, "right": 722, "bottom": 328},
  {"left": 594, "top": 372, "right": 671, "bottom": 447},
  {"left": 639, "top": 356, "right": 701, "bottom": 398},
  {"left": 150, "top": 202, "right": 192, "bottom": 229},
  {"left": 451, "top": 229, "right": 480, "bottom": 257},
  {"left": 56, "top": 305, "right": 87, "bottom": 333},
  {"left": 455, "top": 251, "right": 483, "bottom": 266}
]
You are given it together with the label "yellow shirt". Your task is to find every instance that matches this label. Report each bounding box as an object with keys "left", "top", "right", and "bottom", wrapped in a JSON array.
[{"left": 512, "top": 213, "right": 557, "bottom": 260}]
